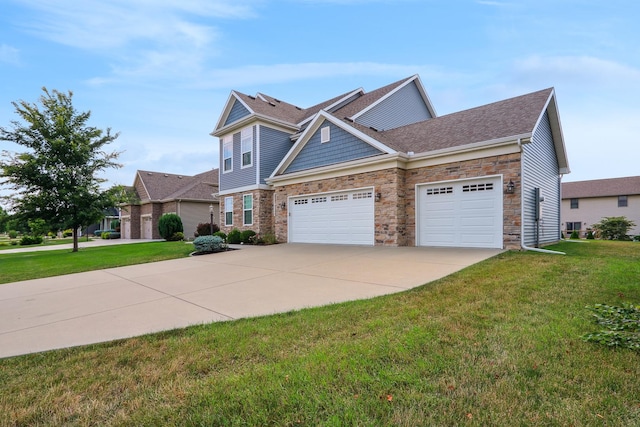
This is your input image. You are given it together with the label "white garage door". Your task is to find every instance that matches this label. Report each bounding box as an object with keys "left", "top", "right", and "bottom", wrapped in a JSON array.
[
  {"left": 142, "top": 216, "right": 153, "bottom": 239},
  {"left": 417, "top": 177, "right": 503, "bottom": 248},
  {"left": 289, "top": 189, "right": 374, "bottom": 245}
]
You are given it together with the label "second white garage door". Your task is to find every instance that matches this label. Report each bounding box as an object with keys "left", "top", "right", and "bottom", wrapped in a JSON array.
[
  {"left": 417, "top": 177, "right": 503, "bottom": 248},
  {"left": 289, "top": 189, "right": 374, "bottom": 245}
]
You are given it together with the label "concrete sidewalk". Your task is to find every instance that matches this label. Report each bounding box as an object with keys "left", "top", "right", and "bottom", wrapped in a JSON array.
[
  {"left": 0, "top": 238, "right": 161, "bottom": 254},
  {"left": 0, "top": 244, "right": 502, "bottom": 358}
]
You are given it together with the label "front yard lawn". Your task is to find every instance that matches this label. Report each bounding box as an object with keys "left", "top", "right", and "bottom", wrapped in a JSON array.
[
  {"left": 0, "top": 241, "right": 194, "bottom": 284},
  {"left": 1, "top": 241, "right": 639, "bottom": 425}
]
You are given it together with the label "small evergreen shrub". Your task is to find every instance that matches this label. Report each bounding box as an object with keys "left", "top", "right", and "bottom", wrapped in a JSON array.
[
  {"left": 20, "top": 235, "right": 43, "bottom": 246},
  {"left": 195, "top": 222, "right": 220, "bottom": 237},
  {"left": 158, "top": 214, "right": 183, "bottom": 241},
  {"left": 8, "top": 230, "right": 18, "bottom": 239},
  {"left": 570, "top": 230, "right": 579, "bottom": 239},
  {"left": 193, "top": 235, "right": 226, "bottom": 253},
  {"left": 169, "top": 232, "right": 184, "bottom": 241},
  {"left": 586, "top": 230, "right": 595, "bottom": 240},
  {"left": 227, "top": 228, "right": 242, "bottom": 244},
  {"left": 213, "top": 231, "right": 227, "bottom": 241},
  {"left": 240, "top": 229, "right": 256, "bottom": 244}
]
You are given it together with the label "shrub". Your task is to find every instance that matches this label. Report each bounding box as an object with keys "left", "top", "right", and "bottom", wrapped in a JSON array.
[
  {"left": 158, "top": 214, "right": 183, "bottom": 241},
  {"left": 10, "top": 240, "right": 18, "bottom": 246},
  {"left": 111, "top": 220, "right": 120, "bottom": 231},
  {"left": 570, "top": 230, "right": 579, "bottom": 239},
  {"left": 169, "top": 232, "right": 184, "bottom": 241},
  {"left": 586, "top": 230, "right": 595, "bottom": 240},
  {"left": 227, "top": 228, "right": 242, "bottom": 244},
  {"left": 240, "top": 229, "right": 256, "bottom": 244},
  {"left": 592, "top": 216, "right": 636, "bottom": 241},
  {"left": 213, "top": 231, "right": 227, "bottom": 241},
  {"left": 193, "top": 235, "right": 226, "bottom": 253},
  {"left": 8, "top": 230, "right": 18, "bottom": 239},
  {"left": 195, "top": 222, "right": 220, "bottom": 237},
  {"left": 260, "top": 232, "right": 278, "bottom": 245},
  {"left": 633, "top": 235, "right": 640, "bottom": 242},
  {"left": 63, "top": 229, "right": 73, "bottom": 237},
  {"left": 20, "top": 235, "right": 43, "bottom": 246}
]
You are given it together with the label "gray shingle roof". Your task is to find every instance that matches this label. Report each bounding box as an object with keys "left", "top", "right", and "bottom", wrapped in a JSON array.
[
  {"left": 372, "top": 88, "right": 553, "bottom": 153},
  {"left": 562, "top": 176, "right": 640, "bottom": 199},
  {"left": 136, "top": 169, "right": 219, "bottom": 202}
]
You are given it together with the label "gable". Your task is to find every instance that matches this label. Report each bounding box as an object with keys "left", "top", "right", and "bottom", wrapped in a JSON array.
[
  {"left": 224, "top": 99, "right": 252, "bottom": 127},
  {"left": 284, "top": 121, "right": 384, "bottom": 174},
  {"left": 354, "top": 80, "right": 432, "bottom": 131}
]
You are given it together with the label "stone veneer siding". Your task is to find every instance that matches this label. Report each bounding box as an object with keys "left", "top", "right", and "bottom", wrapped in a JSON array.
[
  {"left": 273, "top": 153, "right": 522, "bottom": 249},
  {"left": 219, "top": 189, "right": 275, "bottom": 236}
]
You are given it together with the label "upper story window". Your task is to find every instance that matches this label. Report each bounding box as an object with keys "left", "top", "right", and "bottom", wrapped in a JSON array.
[
  {"left": 570, "top": 198, "right": 579, "bottom": 209},
  {"left": 320, "top": 126, "right": 330, "bottom": 143},
  {"left": 241, "top": 127, "right": 253, "bottom": 168},
  {"left": 618, "top": 195, "right": 628, "bottom": 207},
  {"left": 223, "top": 136, "right": 233, "bottom": 173}
]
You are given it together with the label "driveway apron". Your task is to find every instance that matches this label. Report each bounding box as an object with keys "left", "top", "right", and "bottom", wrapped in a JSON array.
[{"left": 0, "top": 244, "right": 501, "bottom": 358}]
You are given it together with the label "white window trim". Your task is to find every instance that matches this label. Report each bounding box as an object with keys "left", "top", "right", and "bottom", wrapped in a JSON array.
[
  {"left": 222, "top": 136, "right": 233, "bottom": 173},
  {"left": 224, "top": 196, "right": 233, "bottom": 226},
  {"left": 320, "top": 126, "right": 330, "bottom": 143},
  {"left": 243, "top": 193, "right": 253, "bottom": 226},
  {"left": 241, "top": 127, "right": 253, "bottom": 168}
]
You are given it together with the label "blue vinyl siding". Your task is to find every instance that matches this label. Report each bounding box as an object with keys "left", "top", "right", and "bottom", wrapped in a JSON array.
[
  {"left": 355, "top": 81, "right": 432, "bottom": 131},
  {"left": 284, "top": 122, "right": 383, "bottom": 174},
  {"left": 224, "top": 99, "right": 251, "bottom": 126},
  {"left": 219, "top": 126, "right": 256, "bottom": 192},
  {"left": 522, "top": 111, "right": 562, "bottom": 246},
  {"left": 259, "top": 126, "right": 294, "bottom": 184}
]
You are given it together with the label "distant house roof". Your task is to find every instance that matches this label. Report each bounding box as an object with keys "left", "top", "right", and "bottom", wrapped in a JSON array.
[
  {"left": 562, "top": 176, "right": 640, "bottom": 199},
  {"left": 135, "top": 169, "right": 219, "bottom": 203}
]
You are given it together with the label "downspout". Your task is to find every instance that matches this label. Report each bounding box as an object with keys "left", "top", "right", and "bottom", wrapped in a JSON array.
[{"left": 518, "top": 137, "right": 565, "bottom": 255}]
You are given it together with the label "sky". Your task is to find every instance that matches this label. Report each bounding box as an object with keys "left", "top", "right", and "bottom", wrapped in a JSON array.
[{"left": 1, "top": 0, "right": 639, "bottom": 203}]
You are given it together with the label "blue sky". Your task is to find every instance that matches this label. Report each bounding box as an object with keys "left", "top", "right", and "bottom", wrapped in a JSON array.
[{"left": 1, "top": 0, "right": 639, "bottom": 196}]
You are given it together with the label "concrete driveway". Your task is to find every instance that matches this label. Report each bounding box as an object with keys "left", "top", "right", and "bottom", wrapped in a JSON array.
[{"left": 0, "top": 243, "right": 501, "bottom": 358}]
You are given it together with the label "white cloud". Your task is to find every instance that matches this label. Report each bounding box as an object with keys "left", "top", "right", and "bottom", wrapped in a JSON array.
[{"left": 0, "top": 44, "right": 20, "bottom": 65}]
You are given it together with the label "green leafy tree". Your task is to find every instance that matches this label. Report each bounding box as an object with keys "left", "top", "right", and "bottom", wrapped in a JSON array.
[
  {"left": 0, "top": 206, "right": 8, "bottom": 233},
  {"left": 28, "top": 218, "right": 48, "bottom": 238},
  {"left": 592, "top": 216, "right": 636, "bottom": 241},
  {"left": 0, "top": 88, "right": 121, "bottom": 252}
]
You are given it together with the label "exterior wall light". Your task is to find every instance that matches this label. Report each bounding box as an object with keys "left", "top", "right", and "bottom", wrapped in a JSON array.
[
  {"left": 505, "top": 180, "right": 515, "bottom": 194},
  {"left": 375, "top": 192, "right": 382, "bottom": 202},
  {"left": 280, "top": 201, "right": 287, "bottom": 210}
]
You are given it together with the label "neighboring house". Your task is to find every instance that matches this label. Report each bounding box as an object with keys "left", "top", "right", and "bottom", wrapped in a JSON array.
[
  {"left": 87, "top": 207, "right": 120, "bottom": 235},
  {"left": 120, "top": 169, "right": 219, "bottom": 239},
  {"left": 211, "top": 75, "right": 570, "bottom": 249},
  {"left": 561, "top": 176, "right": 640, "bottom": 237}
]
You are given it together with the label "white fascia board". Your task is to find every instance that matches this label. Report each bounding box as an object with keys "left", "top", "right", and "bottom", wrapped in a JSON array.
[
  {"left": 533, "top": 90, "right": 570, "bottom": 174},
  {"left": 218, "top": 184, "right": 272, "bottom": 196},
  {"left": 269, "top": 111, "right": 396, "bottom": 178},
  {"left": 212, "top": 113, "right": 299, "bottom": 137},
  {"left": 212, "top": 91, "right": 254, "bottom": 133}
]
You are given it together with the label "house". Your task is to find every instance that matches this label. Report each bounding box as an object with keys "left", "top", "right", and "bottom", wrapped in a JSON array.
[
  {"left": 120, "top": 169, "right": 219, "bottom": 239},
  {"left": 87, "top": 207, "right": 120, "bottom": 235},
  {"left": 561, "top": 176, "right": 640, "bottom": 237},
  {"left": 211, "top": 75, "right": 570, "bottom": 249}
]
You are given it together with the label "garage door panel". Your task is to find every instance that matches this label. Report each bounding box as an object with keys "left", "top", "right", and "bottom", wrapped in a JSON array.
[
  {"left": 290, "top": 189, "right": 374, "bottom": 245},
  {"left": 418, "top": 177, "right": 502, "bottom": 249}
]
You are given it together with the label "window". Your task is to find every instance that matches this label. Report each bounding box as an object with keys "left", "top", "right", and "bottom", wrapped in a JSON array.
[
  {"left": 243, "top": 194, "right": 253, "bottom": 226},
  {"left": 570, "top": 198, "right": 579, "bottom": 209},
  {"left": 618, "top": 195, "right": 628, "bottom": 207},
  {"left": 223, "top": 137, "right": 233, "bottom": 172},
  {"left": 321, "top": 126, "right": 330, "bottom": 143},
  {"left": 566, "top": 222, "right": 582, "bottom": 232},
  {"left": 224, "top": 197, "right": 233, "bottom": 226},
  {"left": 241, "top": 127, "right": 253, "bottom": 168}
]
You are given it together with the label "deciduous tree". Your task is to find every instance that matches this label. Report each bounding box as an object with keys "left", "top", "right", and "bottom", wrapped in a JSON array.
[{"left": 0, "top": 88, "right": 122, "bottom": 252}]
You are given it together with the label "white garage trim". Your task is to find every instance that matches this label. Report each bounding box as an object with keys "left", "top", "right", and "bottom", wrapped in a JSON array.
[
  {"left": 416, "top": 175, "right": 503, "bottom": 249},
  {"left": 288, "top": 187, "right": 375, "bottom": 245}
]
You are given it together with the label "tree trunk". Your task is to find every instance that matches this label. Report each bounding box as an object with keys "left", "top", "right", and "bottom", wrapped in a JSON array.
[{"left": 72, "top": 228, "right": 79, "bottom": 252}]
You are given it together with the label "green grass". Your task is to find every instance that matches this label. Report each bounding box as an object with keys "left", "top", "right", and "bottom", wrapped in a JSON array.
[
  {"left": 1, "top": 241, "right": 639, "bottom": 426},
  {"left": 0, "top": 237, "right": 85, "bottom": 250},
  {"left": 0, "top": 241, "right": 194, "bottom": 284}
]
